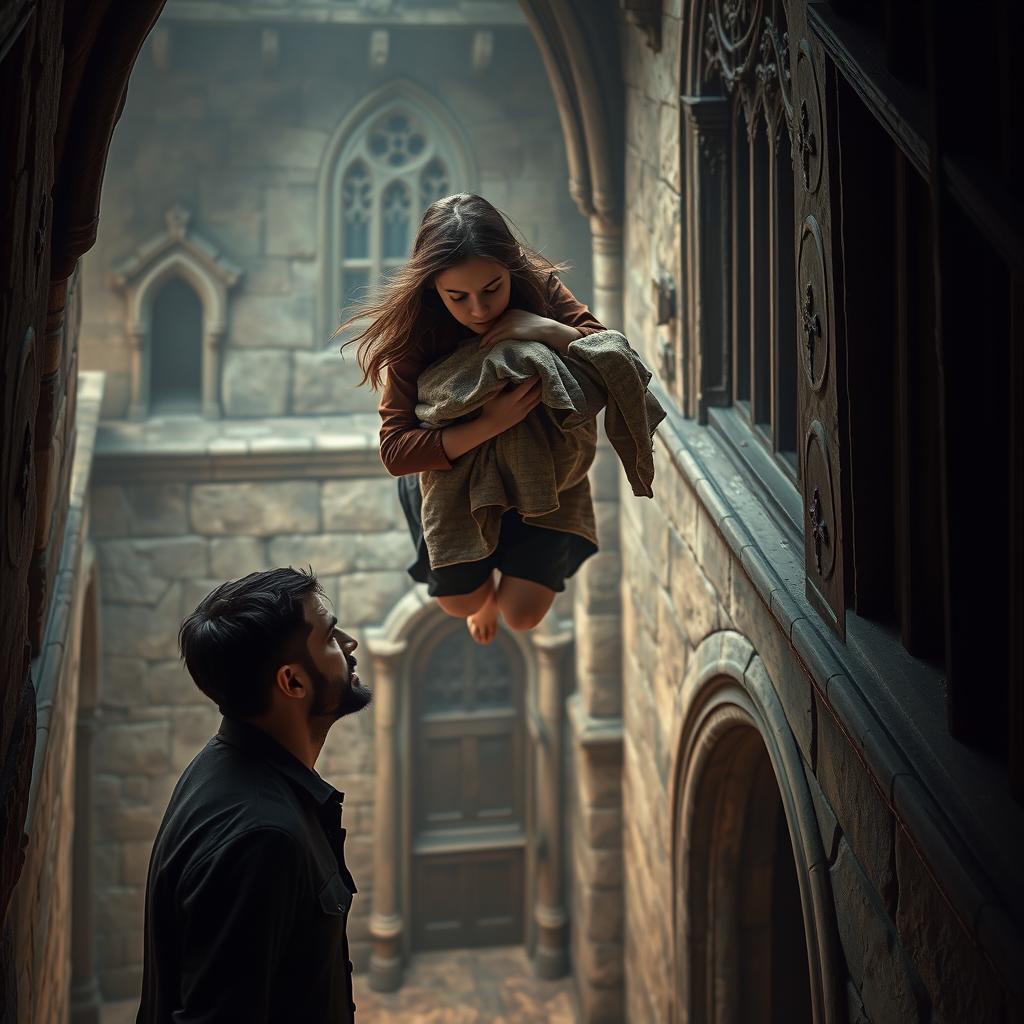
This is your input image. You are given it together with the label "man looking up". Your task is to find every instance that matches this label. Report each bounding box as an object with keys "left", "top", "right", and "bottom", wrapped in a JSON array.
[{"left": 137, "top": 567, "right": 372, "bottom": 1024}]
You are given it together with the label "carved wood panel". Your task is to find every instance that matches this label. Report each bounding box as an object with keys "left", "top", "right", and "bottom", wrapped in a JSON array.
[{"left": 788, "top": 7, "right": 847, "bottom": 637}]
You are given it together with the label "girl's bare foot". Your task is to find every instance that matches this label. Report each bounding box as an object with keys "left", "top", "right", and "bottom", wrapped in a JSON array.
[{"left": 466, "top": 587, "right": 499, "bottom": 644}]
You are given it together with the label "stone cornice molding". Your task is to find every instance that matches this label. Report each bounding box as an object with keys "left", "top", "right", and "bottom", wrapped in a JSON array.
[{"left": 93, "top": 443, "right": 385, "bottom": 484}]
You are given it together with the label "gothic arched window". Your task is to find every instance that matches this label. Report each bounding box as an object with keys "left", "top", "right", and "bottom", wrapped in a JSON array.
[
  {"left": 111, "top": 206, "right": 242, "bottom": 420},
  {"left": 337, "top": 108, "right": 453, "bottom": 317},
  {"left": 319, "top": 85, "right": 474, "bottom": 338}
]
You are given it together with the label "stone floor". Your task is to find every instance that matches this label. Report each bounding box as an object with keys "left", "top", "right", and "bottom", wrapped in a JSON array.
[{"left": 100, "top": 946, "right": 578, "bottom": 1022}]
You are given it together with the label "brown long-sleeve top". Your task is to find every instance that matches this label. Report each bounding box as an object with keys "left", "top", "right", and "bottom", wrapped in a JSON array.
[{"left": 378, "top": 274, "right": 605, "bottom": 477}]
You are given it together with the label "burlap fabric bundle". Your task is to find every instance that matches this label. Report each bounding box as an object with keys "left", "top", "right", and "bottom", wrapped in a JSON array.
[{"left": 415, "top": 329, "right": 666, "bottom": 568}]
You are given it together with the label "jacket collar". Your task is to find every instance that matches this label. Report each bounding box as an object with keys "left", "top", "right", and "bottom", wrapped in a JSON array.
[{"left": 216, "top": 717, "right": 343, "bottom": 808}]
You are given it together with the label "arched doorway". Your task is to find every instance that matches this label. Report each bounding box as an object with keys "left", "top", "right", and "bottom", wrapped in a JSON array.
[
  {"left": 672, "top": 632, "right": 842, "bottom": 1024},
  {"left": 409, "top": 625, "right": 528, "bottom": 951},
  {"left": 682, "top": 709, "right": 811, "bottom": 1023}
]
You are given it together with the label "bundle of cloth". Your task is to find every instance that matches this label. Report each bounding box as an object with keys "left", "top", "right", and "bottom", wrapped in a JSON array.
[{"left": 414, "top": 329, "right": 667, "bottom": 570}]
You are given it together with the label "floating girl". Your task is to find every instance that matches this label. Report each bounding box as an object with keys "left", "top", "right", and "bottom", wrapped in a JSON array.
[{"left": 341, "top": 193, "right": 663, "bottom": 644}]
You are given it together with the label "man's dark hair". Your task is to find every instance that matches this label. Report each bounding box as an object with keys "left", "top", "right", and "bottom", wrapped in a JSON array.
[{"left": 179, "top": 567, "right": 324, "bottom": 718}]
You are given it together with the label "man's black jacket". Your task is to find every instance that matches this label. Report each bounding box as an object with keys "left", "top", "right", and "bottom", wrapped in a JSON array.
[{"left": 137, "top": 718, "right": 358, "bottom": 1023}]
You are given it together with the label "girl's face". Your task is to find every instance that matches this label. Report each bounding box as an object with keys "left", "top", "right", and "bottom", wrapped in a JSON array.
[{"left": 434, "top": 258, "right": 511, "bottom": 334}]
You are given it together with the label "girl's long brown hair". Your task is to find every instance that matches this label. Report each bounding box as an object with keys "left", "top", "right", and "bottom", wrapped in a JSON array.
[{"left": 337, "top": 193, "right": 567, "bottom": 390}]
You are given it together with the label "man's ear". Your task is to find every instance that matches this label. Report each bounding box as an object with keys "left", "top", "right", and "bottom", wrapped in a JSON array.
[{"left": 274, "top": 663, "right": 307, "bottom": 700}]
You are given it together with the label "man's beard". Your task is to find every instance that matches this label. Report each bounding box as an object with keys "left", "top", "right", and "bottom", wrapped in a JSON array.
[{"left": 307, "top": 655, "right": 372, "bottom": 721}]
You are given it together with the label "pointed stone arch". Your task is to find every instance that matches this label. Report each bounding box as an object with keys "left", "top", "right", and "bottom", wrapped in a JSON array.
[
  {"left": 316, "top": 80, "right": 478, "bottom": 344},
  {"left": 669, "top": 630, "right": 843, "bottom": 1024},
  {"left": 111, "top": 205, "right": 242, "bottom": 419}
]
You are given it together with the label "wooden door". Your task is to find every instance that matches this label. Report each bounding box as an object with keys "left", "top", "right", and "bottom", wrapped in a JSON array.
[{"left": 410, "top": 627, "right": 526, "bottom": 951}]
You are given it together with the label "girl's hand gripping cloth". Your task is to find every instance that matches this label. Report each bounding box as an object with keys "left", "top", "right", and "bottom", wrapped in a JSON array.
[{"left": 414, "top": 329, "right": 667, "bottom": 570}]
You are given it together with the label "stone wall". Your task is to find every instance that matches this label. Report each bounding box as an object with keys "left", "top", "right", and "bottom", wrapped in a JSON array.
[
  {"left": 617, "top": 9, "right": 1020, "bottom": 1024},
  {"left": 79, "top": 11, "right": 593, "bottom": 420},
  {"left": 89, "top": 437, "right": 411, "bottom": 999}
]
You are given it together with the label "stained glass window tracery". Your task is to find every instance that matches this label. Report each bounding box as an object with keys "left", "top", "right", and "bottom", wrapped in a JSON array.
[{"left": 334, "top": 102, "right": 462, "bottom": 321}]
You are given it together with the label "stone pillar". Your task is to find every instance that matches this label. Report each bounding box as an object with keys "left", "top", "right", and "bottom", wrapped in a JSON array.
[
  {"left": 590, "top": 219, "right": 624, "bottom": 331},
  {"left": 70, "top": 711, "right": 100, "bottom": 1024},
  {"left": 570, "top": 218, "right": 626, "bottom": 1023},
  {"left": 202, "top": 329, "right": 223, "bottom": 418},
  {"left": 366, "top": 637, "right": 405, "bottom": 993},
  {"left": 530, "top": 628, "right": 573, "bottom": 979},
  {"left": 128, "top": 326, "right": 148, "bottom": 420}
]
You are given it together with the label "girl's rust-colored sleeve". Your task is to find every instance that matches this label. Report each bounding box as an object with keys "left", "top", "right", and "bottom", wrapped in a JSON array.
[
  {"left": 548, "top": 275, "right": 606, "bottom": 336},
  {"left": 378, "top": 359, "right": 453, "bottom": 476}
]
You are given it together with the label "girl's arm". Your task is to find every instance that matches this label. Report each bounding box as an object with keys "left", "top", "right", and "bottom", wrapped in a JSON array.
[
  {"left": 378, "top": 362, "right": 454, "bottom": 476},
  {"left": 379, "top": 364, "right": 542, "bottom": 473},
  {"left": 441, "top": 377, "right": 542, "bottom": 460},
  {"left": 478, "top": 275, "right": 607, "bottom": 354}
]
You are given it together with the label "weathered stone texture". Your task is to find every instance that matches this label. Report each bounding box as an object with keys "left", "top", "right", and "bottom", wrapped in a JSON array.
[
  {"left": 97, "top": 537, "right": 209, "bottom": 603},
  {"left": 291, "top": 352, "right": 380, "bottom": 415},
  {"left": 322, "top": 478, "right": 400, "bottom": 532},
  {"left": 894, "top": 827, "right": 1007, "bottom": 1023},
  {"left": 221, "top": 349, "right": 292, "bottom": 417},
  {"left": 208, "top": 536, "right": 269, "bottom": 578},
  {"left": 831, "top": 838, "right": 925, "bottom": 1023},
  {"left": 190, "top": 481, "right": 320, "bottom": 536},
  {"left": 336, "top": 571, "right": 409, "bottom": 627}
]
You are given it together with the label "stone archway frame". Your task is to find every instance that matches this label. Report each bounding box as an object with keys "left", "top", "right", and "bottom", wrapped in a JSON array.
[
  {"left": 363, "top": 586, "right": 572, "bottom": 991},
  {"left": 110, "top": 205, "right": 242, "bottom": 419},
  {"left": 668, "top": 630, "right": 843, "bottom": 1024},
  {"left": 314, "top": 79, "right": 479, "bottom": 346}
]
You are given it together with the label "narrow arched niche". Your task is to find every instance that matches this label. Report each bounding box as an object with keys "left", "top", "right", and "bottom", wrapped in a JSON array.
[
  {"left": 684, "top": 709, "right": 812, "bottom": 1024},
  {"left": 149, "top": 276, "right": 203, "bottom": 414}
]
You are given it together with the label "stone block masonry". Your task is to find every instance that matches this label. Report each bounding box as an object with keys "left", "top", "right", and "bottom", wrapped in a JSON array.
[{"left": 90, "top": 453, "right": 419, "bottom": 997}]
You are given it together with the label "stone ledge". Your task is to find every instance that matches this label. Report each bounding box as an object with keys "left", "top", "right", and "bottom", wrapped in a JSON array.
[
  {"left": 649, "top": 381, "right": 1024, "bottom": 1007},
  {"left": 94, "top": 413, "right": 386, "bottom": 482}
]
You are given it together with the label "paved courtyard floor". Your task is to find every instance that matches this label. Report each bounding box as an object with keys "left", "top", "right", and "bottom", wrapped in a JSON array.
[{"left": 100, "top": 946, "right": 578, "bottom": 1023}]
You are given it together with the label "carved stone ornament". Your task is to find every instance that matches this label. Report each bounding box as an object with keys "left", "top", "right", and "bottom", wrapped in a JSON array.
[
  {"left": 808, "top": 487, "right": 828, "bottom": 575},
  {"left": 801, "top": 282, "right": 821, "bottom": 375},
  {"left": 797, "top": 215, "right": 829, "bottom": 392},
  {"left": 704, "top": 1, "right": 794, "bottom": 132},
  {"left": 793, "top": 40, "right": 824, "bottom": 192},
  {"left": 803, "top": 422, "right": 837, "bottom": 583},
  {"left": 621, "top": 0, "right": 662, "bottom": 52}
]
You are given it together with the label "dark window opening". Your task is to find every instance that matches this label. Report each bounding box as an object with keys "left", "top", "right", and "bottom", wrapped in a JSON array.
[{"left": 150, "top": 277, "right": 203, "bottom": 414}]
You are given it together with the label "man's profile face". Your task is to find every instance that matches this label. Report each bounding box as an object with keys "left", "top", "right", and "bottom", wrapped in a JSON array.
[{"left": 302, "top": 596, "right": 372, "bottom": 720}]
